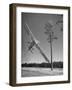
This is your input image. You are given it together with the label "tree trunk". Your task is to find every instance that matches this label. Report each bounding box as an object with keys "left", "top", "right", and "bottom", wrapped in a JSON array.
[{"left": 50, "top": 35, "right": 53, "bottom": 70}]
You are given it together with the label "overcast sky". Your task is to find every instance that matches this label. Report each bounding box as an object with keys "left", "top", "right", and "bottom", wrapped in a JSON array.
[{"left": 21, "top": 12, "right": 63, "bottom": 64}]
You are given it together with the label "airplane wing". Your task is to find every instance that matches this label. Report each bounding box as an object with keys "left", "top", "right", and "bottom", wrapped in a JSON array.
[{"left": 24, "top": 23, "right": 39, "bottom": 44}]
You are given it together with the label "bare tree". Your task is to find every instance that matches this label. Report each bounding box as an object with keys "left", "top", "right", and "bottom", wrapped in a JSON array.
[
  {"left": 44, "top": 21, "right": 58, "bottom": 70},
  {"left": 44, "top": 15, "right": 63, "bottom": 70},
  {"left": 56, "top": 15, "right": 63, "bottom": 32}
]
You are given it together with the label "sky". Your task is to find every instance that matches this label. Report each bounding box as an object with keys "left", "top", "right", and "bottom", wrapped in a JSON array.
[{"left": 21, "top": 12, "right": 63, "bottom": 64}]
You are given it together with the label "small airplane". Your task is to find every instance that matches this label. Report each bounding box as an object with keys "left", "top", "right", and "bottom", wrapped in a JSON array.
[
  {"left": 24, "top": 23, "right": 50, "bottom": 63},
  {"left": 25, "top": 40, "right": 35, "bottom": 53},
  {"left": 26, "top": 38, "right": 39, "bottom": 53}
]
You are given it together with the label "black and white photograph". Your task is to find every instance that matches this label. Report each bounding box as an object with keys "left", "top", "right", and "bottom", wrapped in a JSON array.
[
  {"left": 21, "top": 13, "right": 63, "bottom": 77},
  {"left": 9, "top": 3, "right": 70, "bottom": 86}
]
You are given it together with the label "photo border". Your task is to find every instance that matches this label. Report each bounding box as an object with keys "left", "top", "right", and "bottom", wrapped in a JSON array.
[{"left": 9, "top": 3, "right": 70, "bottom": 86}]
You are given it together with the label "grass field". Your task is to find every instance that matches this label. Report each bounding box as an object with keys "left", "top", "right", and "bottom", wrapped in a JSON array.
[{"left": 21, "top": 67, "right": 63, "bottom": 77}]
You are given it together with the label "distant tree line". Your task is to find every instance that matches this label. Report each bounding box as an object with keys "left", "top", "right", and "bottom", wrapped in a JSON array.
[{"left": 22, "top": 62, "right": 63, "bottom": 68}]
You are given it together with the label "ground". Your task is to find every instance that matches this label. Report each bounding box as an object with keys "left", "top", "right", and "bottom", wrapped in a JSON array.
[{"left": 21, "top": 67, "right": 63, "bottom": 77}]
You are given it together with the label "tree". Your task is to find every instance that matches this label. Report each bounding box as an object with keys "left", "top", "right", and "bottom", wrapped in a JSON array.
[{"left": 44, "top": 21, "right": 58, "bottom": 70}]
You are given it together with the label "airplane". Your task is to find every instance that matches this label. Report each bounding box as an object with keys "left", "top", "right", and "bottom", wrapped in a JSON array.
[
  {"left": 26, "top": 38, "right": 39, "bottom": 53},
  {"left": 25, "top": 40, "right": 35, "bottom": 53},
  {"left": 24, "top": 23, "right": 50, "bottom": 63}
]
